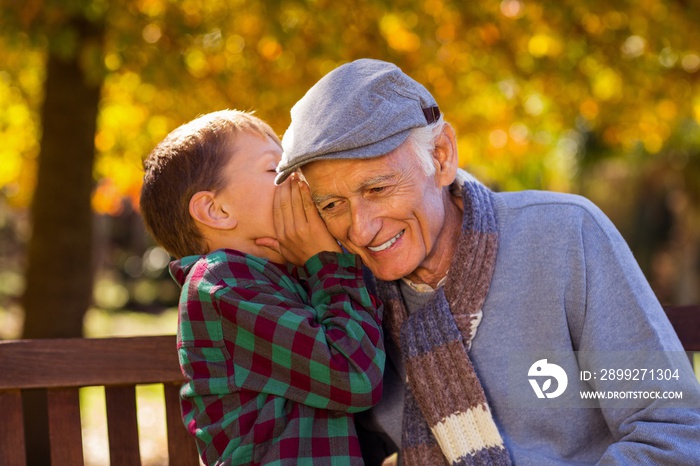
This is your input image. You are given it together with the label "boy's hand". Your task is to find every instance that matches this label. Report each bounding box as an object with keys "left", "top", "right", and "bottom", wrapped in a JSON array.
[{"left": 256, "top": 173, "right": 341, "bottom": 266}]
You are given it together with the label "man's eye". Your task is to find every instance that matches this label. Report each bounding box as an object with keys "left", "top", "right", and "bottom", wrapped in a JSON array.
[
  {"left": 322, "top": 201, "right": 338, "bottom": 211},
  {"left": 369, "top": 186, "right": 386, "bottom": 194}
]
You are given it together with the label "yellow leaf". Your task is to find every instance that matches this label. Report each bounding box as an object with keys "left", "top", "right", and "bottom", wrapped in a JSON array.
[{"left": 592, "top": 68, "right": 622, "bottom": 101}]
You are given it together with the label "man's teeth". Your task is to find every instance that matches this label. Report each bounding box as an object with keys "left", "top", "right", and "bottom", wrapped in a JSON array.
[{"left": 368, "top": 230, "right": 404, "bottom": 252}]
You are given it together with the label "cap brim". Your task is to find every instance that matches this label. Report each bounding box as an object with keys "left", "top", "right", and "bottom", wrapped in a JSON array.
[{"left": 275, "top": 129, "right": 411, "bottom": 185}]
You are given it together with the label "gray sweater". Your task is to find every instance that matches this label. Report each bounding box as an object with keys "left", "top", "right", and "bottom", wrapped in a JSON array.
[{"left": 361, "top": 189, "right": 700, "bottom": 465}]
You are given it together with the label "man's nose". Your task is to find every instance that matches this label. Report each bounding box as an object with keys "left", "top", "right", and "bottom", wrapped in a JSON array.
[{"left": 347, "top": 200, "right": 381, "bottom": 247}]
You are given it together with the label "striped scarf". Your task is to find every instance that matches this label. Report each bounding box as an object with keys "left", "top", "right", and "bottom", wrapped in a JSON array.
[{"left": 374, "top": 178, "right": 512, "bottom": 466}]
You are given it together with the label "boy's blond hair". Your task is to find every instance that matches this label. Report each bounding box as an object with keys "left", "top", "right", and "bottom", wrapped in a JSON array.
[{"left": 140, "top": 110, "right": 281, "bottom": 258}]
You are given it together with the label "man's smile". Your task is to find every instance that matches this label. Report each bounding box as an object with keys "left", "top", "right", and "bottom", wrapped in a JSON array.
[{"left": 367, "top": 230, "right": 405, "bottom": 252}]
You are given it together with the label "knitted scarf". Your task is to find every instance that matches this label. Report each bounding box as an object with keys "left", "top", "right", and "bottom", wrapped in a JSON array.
[{"left": 373, "top": 178, "right": 512, "bottom": 466}]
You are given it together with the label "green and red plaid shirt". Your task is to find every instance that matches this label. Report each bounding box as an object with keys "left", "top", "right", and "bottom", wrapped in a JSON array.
[{"left": 170, "top": 249, "right": 385, "bottom": 465}]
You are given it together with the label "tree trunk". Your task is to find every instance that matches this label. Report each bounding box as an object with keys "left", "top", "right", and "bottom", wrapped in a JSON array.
[
  {"left": 21, "top": 15, "right": 104, "bottom": 466},
  {"left": 22, "top": 18, "right": 103, "bottom": 340}
]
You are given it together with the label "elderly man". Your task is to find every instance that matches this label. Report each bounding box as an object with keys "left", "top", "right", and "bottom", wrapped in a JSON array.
[{"left": 273, "top": 59, "right": 700, "bottom": 465}]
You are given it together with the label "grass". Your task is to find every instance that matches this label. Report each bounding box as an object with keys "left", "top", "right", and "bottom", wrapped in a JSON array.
[
  {"left": 0, "top": 303, "right": 179, "bottom": 341},
  {"left": 83, "top": 307, "right": 179, "bottom": 338}
]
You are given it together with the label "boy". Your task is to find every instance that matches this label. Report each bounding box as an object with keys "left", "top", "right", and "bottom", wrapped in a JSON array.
[{"left": 139, "top": 110, "right": 385, "bottom": 465}]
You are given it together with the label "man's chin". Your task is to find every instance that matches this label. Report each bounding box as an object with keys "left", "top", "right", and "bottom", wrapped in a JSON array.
[{"left": 366, "top": 263, "right": 414, "bottom": 282}]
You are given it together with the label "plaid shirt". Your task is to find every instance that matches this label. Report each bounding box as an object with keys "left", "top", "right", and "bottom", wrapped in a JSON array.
[{"left": 170, "top": 249, "right": 385, "bottom": 465}]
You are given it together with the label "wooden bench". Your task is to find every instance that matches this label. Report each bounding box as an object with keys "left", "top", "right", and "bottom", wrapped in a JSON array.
[
  {"left": 0, "top": 335, "right": 199, "bottom": 466},
  {"left": 664, "top": 305, "right": 700, "bottom": 352},
  {"left": 0, "top": 306, "right": 697, "bottom": 466},
  {"left": 665, "top": 305, "right": 700, "bottom": 374}
]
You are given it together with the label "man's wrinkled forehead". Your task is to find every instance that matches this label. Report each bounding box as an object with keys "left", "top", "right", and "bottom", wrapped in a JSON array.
[{"left": 299, "top": 153, "right": 400, "bottom": 204}]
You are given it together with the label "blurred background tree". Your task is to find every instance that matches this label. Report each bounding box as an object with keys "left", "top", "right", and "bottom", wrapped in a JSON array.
[{"left": 1, "top": 0, "right": 699, "bottom": 336}]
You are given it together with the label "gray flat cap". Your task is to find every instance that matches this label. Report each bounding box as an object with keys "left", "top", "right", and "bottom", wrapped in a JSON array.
[{"left": 275, "top": 58, "right": 440, "bottom": 184}]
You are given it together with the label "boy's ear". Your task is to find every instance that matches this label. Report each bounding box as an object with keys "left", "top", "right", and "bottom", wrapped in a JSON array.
[
  {"left": 189, "top": 191, "right": 238, "bottom": 230},
  {"left": 432, "top": 123, "right": 459, "bottom": 187}
]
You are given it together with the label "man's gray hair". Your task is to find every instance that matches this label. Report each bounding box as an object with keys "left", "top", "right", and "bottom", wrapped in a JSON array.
[{"left": 404, "top": 117, "right": 446, "bottom": 176}]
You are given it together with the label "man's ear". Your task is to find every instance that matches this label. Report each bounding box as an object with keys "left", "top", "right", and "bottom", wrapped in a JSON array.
[
  {"left": 189, "top": 191, "right": 238, "bottom": 230},
  {"left": 432, "top": 123, "right": 459, "bottom": 187}
]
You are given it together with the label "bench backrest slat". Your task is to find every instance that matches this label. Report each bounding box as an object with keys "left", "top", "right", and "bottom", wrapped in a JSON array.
[
  {"left": 164, "top": 382, "right": 199, "bottom": 466},
  {"left": 47, "top": 388, "right": 84, "bottom": 466},
  {"left": 0, "top": 390, "right": 26, "bottom": 466},
  {"left": 0, "top": 335, "right": 183, "bottom": 389},
  {"left": 105, "top": 386, "right": 142, "bottom": 466}
]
